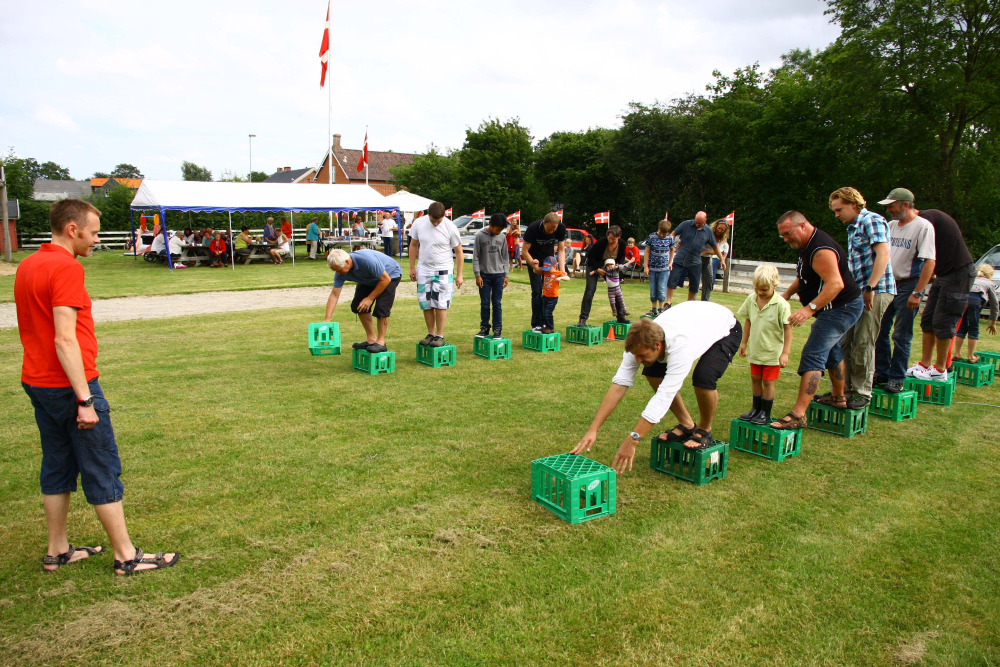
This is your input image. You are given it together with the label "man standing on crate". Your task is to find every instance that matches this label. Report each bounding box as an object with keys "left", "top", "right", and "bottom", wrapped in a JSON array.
[
  {"left": 325, "top": 248, "right": 402, "bottom": 353},
  {"left": 571, "top": 301, "right": 741, "bottom": 472}
]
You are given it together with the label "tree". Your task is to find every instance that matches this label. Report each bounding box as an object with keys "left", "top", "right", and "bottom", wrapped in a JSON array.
[
  {"left": 218, "top": 170, "right": 247, "bottom": 182},
  {"left": 1, "top": 150, "right": 41, "bottom": 200},
  {"left": 389, "top": 146, "right": 458, "bottom": 207},
  {"left": 92, "top": 171, "right": 110, "bottom": 179},
  {"left": 89, "top": 183, "right": 136, "bottom": 231},
  {"left": 250, "top": 171, "right": 269, "bottom": 183},
  {"left": 182, "top": 161, "right": 212, "bottom": 181},
  {"left": 111, "top": 163, "right": 144, "bottom": 179},
  {"left": 39, "top": 161, "right": 71, "bottom": 180}
]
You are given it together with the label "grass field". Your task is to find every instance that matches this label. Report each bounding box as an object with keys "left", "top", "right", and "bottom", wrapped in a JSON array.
[{"left": 1, "top": 265, "right": 999, "bottom": 666}]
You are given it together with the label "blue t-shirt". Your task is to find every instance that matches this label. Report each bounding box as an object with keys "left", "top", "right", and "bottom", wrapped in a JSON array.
[
  {"left": 673, "top": 219, "right": 717, "bottom": 268},
  {"left": 333, "top": 249, "right": 402, "bottom": 287},
  {"left": 645, "top": 232, "right": 676, "bottom": 271},
  {"left": 306, "top": 223, "right": 320, "bottom": 241}
]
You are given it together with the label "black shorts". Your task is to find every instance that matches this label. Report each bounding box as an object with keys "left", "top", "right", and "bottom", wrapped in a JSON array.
[
  {"left": 351, "top": 277, "right": 400, "bottom": 319},
  {"left": 641, "top": 321, "right": 742, "bottom": 391},
  {"left": 920, "top": 263, "right": 976, "bottom": 339}
]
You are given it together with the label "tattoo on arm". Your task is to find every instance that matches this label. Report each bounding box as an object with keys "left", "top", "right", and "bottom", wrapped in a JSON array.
[{"left": 805, "top": 372, "right": 821, "bottom": 395}]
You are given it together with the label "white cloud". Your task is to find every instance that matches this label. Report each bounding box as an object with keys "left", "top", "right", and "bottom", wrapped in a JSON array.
[{"left": 1, "top": 0, "right": 841, "bottom": 180}]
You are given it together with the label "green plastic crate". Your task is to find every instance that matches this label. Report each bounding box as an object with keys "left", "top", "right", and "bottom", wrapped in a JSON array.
[
  {"left": 416, "top": 343, "right": 457, "bottom": 368},
  {"left": 977, "top": 351, "right": 1000, "bottom": 376},
  {"left": 566, "top": 325, "right": 603, "bottom": 346},
  {"left": 473, "top": 336, "right": 512, "bottom": 360},
  {"left": 307, "top": 322, "right": 341, "bottom": 356},
  {"left": 868, "top": 387, "right": 918, "bottom": 421},
  {"left": 522, "top": 330, "right": 561, "bottom": 353},
  {"left": 650, "top": 435, "right": 728, "bottom": 486},
  {"left": 602, "top": 320, "right": 631, "bottom": 340},
  {"left": 806, "top": 401, "right": 868, "bottom": 438},
  {"left": 904, "top": 376, "right": 955, "bottom": 406},
  {"left": 352, "top": 348, "right": 395, "bottom": 375},
  {"left": 531, "top": 454, "right": 616, "bottom": 524},
  {"left": 728, "top": 418, "right": 801, "bottom": 461},
  {"left": 952, "top": 360, "right": 994, "bottom": 387}
]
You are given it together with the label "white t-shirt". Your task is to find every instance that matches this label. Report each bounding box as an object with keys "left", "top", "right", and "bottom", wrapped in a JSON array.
[
  {"left": 889, "top": 215, "right": 936, "bottom": 281},
  {"left": 150, "top": 234, "right": 166, "bottom": 253},
  {"left": 410, "top": 216, "right": 461, "bottom": 271},
  {"left": 611, "top": 301, "right": 736, "bottom": 424},
  {"left": 168, "top": 235, "right": 184, "bottom": 254},
  {"left": 380, "top": 218, "right": 397, "bottom": 238}
]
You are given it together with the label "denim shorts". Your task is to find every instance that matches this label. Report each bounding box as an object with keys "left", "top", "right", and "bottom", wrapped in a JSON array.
[
  {"left": 797, "top": 296, "right": 864, "bottom": 375},
  {"left": 22, "top": 378, "right": 124, "bottom": 505},
  {"left": 667, "top": 263, "right": 701, "bottom": 292}
]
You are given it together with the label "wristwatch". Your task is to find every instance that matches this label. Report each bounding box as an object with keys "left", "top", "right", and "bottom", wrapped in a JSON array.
[
  {"left": 629, "top": 431, "right": 641, "bottom": 441},
  {"left": 807, "top": 302, "right": 817, "bottom": 311},
  {"left": 865, "top": 285, "right": 876, "bottom": 293},
  {"left": 77, "top": 395, "right": 95, "bottom": 407},
  {"left": 912, "top": 290, "right": 924, "bottom": 298}
]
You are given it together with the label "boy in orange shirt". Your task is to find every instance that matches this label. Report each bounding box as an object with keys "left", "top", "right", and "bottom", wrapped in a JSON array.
[{"left": 539, "top": 255, "right": 570, "bottom": 334}]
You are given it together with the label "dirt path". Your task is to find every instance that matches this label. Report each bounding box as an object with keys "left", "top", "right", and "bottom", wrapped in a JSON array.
[{"left": 0, "top": 281, "right": 529, "bottom": 328}]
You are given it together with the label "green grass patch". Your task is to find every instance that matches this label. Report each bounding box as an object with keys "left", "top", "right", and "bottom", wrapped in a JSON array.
[{"left": 1, "top": 288, "right": 999, "bottom": 666}]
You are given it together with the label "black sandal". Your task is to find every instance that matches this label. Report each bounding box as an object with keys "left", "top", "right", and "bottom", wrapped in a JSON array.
[
  {"left": 658, "top": 423, "right": 696, "bottom": 442},
  {"left": 113, "top": 548, "right": 180, "bottom": 576},
  {"left": 683, "top": 429, "right": 714, "bottom": 450},
  {"left": 42, "top": 544, "right": 104, "bottom": 571}
]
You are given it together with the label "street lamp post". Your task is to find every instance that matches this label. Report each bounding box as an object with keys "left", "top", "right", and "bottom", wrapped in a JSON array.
[{"left": 249, "top": 134, "right": 256, "bottom": 182}]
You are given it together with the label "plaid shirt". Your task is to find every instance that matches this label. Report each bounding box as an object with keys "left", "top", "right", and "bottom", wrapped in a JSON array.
[{"left": 846, "top": 209, "right": 897, "bottom": 295}]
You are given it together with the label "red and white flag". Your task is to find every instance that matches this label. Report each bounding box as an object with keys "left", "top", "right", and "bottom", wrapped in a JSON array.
[
  {"left": 555, "top": 209, "right": 563, "bottom": 222},
  {"left": 594, "top": 211, "right": 610, "bottom": 225},
  {"left": 356, "top": 131, "right": 368, "bottom": 172},
  {"left": 445, "top": 207, "right": 453, "bottom": 217},
  {"left": 472, "top": 208, "right": 485, "bottom": 219},
  {"left": 723, "top": 211, "right": 734, "bottom": 227},
  {"left": 318, "top": 1, "right": 330, "bottom": 87},
  {"left": 664, "top": 211, "right": 669, "bottom": 220},
  {"left": 506, "top": 210, "right": 520, "bottom": 223}
]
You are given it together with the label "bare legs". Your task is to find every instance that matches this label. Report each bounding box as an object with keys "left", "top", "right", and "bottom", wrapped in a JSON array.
[
  {"left": 358, "top": 313, "right": 389, "bottom": 346},
  {"left": 422, "top": 308, "right": 447, "bottom": 337},
  {"left": 644, "top": 377, "right": 719, "bottom": 436},
  {"left": 751, "top": 375, "right": 776, "bottom": 400},
  {"left": 919, "top": 331, "right": 953, "bottom": 369}
]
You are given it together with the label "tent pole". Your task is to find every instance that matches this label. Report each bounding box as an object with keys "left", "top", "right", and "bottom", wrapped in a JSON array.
[
  {"left": 162, "top": 208, "right": 173, "bottom": 271},
  {"left": 130, "top": 208, "right": 136, "bottom": 260},
  {"left": 290, "top": 211, "right": 295, "bottom": 266},
  {"left": 229, "top": 211, "right": 235, "bottom": 271},
  {"left": 395, "top": 209, "right": 401, "bottom": 257}
]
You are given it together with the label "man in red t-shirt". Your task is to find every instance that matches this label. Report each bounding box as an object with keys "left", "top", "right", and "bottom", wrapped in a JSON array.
[{"left": 15, "top": 199, "right": 178, "bottom": 576}]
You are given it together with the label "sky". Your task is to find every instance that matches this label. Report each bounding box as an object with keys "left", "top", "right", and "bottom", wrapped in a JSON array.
[{"left": 0, "top": 0, "right": 841, "bottom": 182}]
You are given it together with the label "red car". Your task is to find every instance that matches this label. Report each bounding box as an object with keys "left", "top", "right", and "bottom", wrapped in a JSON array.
[{"left": 566, "top": 228, "right": 592, "bottom": 250}]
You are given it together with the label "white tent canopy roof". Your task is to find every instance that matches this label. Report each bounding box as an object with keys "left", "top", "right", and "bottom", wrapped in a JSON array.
[
  {"left": 382, "top": 190, "right": 436, "bottom": 212},
  {"left": 130, "top": 180, "right": 397, "bottom": 213}
]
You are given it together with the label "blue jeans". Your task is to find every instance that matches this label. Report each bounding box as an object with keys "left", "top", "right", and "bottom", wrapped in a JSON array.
[
  {"left": 649, "top": 269, "right": 669, "bottom": 303},
  {"left": 22, "top": 378, "right": 124, "bottom": 505},
  {"left": 798, "top": 296, "right": 864, "bottom": 374},
  {"left": 956, "top": 293, "right": 984, "bottom": 339},
  {"left": 874, "top": 280, "right": 919, "bottom": 382},
  {"left": 479, "top": 273, "right": 504, "bottom": 329},
  {"left": 382, "top": 236, "right": 394, "bottom": 256},
  {"left": 541, "top": 296, "right": 558, "bottom": 330}
]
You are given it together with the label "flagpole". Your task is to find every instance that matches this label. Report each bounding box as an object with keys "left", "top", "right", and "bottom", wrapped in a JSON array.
[
  {"left": 326, "top": 1, "right": 333, "bottom": 234},
  {"left": 723, "top": 212, "right": 734, "bottom": 293},
  {"left": 365, "top": 125, "right": 369, "bottom": 187}
]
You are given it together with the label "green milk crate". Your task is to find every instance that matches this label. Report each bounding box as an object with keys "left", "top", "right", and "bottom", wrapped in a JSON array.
[
  {"left": 904, "top": 376, "right": 955, "bottom": 406},
  {"left": 806, "top": 401, "right": 867, "bottom": 438},
  {"left": 522, "top": 330, "right": 560, "bottom": 353},
  {"left": 602, "top": 320, "right": 631, "bottom": 340},
  {"left": 352, "top": 348, "right": 395, "bottom": 375},
  {"left": 952, "top": 359, "right": 994, "bottom": 387},
  {"left": 531, "top": 454, "right": 616, "bottom": 524},
  {"left": 307, "top": 322, "right": 341, "bottom": 356},
  {"left": 728, "top": 418, "right": 802, "bottom": 461},
  {"left": 977, "top": 351, "right": 1000, "bottom": 376},
  {"left": 473, "top": 335, "right": 512, "bottom": 360},
  {"left": 566, "top": 325, "right": 603, "bottom": 346},
  {"left": 868, "top": 387, "right": 918, "bottom": 421},
  {"left": 650, "top": 435, "right": 728, "bottom": 486},
  {"left": 416, "top": 343, "right": 457, "bottom": 368}
]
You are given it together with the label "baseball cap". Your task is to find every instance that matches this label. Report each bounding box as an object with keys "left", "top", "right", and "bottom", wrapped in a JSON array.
[
  {"left": 542, "top": 255, "right": 556, "bottom": 270},
  {"left": 877, "top": 188, "right": 914, "bottom": 205}
]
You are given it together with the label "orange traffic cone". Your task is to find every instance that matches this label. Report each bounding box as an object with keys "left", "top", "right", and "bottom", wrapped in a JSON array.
[{"left": 607, "top": 327, "right": 615, "bottom": 341}]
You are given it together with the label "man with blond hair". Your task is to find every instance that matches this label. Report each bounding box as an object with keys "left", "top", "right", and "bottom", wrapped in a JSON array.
[
  {"left": 15, "top": 199, "right": 178, "bottom": 575},
  {"left": 571, "top": 301, "right": 741, "bottom": 473},
  {"left": 828, "top": 186, "right": 896, "bottom": 409},
  {"left": 325, "top": 247, "right": 402, "bottom": 353}
]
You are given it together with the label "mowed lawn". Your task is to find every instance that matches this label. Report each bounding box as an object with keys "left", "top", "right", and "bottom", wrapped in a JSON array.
[{"left": 1, "top": 271, "right": 999, "bottom": 666}]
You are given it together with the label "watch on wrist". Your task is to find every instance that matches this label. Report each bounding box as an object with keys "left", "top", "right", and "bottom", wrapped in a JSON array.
[
  {"left": 912, "top": 290, "right": 923, "bottom": 298},
  {"left": 77, "top": 395, "right": 94, "bottom": 407},
  {"left": 629, "top": 431, "right": 641, "bottom": 442},
  {"left": 865, "top": 284, "right": 876, "bottom": 293},
  {"left": 807, "top": 302, "right": 817, "bottom": 311}
]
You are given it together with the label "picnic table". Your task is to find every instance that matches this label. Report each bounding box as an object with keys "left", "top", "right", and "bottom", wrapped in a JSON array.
[
  {"left": 244, "top": 242, "right": 277, "bottom": 264},
  {"left": 177, "top": 244, "right": 212, "bottom": 266},
  {"left": 323, "top": 237, "right": 378, "bottom": 252}
]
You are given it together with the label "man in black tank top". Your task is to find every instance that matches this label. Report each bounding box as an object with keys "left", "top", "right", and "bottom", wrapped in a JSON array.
[{"left": 769, "top": 211, "right": 864, "bottom": 430}]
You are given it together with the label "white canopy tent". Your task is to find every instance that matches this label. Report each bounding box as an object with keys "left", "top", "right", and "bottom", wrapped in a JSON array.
[
  {"left": 382, "top": 190, "right": 435, "bottom": 212},
  {"left": 129, "top": 180, "right": 401, "bottom": 270}
]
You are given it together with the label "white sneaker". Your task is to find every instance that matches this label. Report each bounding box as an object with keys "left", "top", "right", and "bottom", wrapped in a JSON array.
[
  {"left": 905, "top": 363, "right": 926, "bottom": 377},
  {"left": 912, "top": 365, "right": 948, "bottom": 382}
]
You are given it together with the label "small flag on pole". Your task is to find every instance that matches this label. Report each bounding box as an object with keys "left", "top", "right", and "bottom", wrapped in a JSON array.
[
  {"left": 664, "top": 211, "right": 669, "bottom": 221},
  {"left": 472, "top": 208, "right": 485, "bottom": 219},
  {"left": 506, "top": 210, "right": 520, "bottom": 223},
  {"left": 556, "top": 209, "right": 563, "bottom": 222},
  {"left": 595, "top": 211, "right": 610, "bottom": 225},
  {"left": 356, "top": 131, "right": 368, "bottom": 172},
  {"left": 724, "top": 211, "right": 734, "bottom": 227},
  {"left": 318, "top": 1, "right": 330, "bottom": 87},
  {"left": 445, "top": 207, "right": 453, "bottom": 217}
]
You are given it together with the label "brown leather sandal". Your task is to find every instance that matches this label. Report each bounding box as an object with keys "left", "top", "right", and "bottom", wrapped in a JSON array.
[
  {"left": 815, "top": 394, "right": 847, "bottom": 408},
  {"left": 771, "top": 412, "right": 807, "bottom": 430}
]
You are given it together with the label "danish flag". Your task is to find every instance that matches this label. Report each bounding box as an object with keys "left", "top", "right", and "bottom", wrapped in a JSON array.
[
  {"left": 555, "top": 209, "right": 563, "bottom": 222},
  {"left": 472, "top": 208, "right": 485, "bottom": 219},
  {"left": 445, "top": 207, "right": 453, "bottom": 217},
  {"left": 506, "top": 210, "right": 520, "bottom": 223},
  {"left": 356, "top": 131, "right": 368, "bottom": 172},
  {"left": 723, "top": 211, "right": 734, "bottom": 227},
  {"left": 664, "top": 211, "right": 669, "bottom": 220},
  {"left": 318, "top": 2, "right": 330, "bottom": 87},
  {"left": 594, "top": 211, "right": 610, "bottom": 225}
]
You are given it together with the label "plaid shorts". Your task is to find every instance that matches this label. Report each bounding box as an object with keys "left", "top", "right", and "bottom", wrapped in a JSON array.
[{"left": 417, "top": 268, "right": 454, "bottom": 310}]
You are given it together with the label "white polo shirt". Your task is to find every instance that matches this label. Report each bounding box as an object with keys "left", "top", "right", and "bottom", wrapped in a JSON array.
[{"left": 611, "top": 301, "right": 736, "bottom": 424}]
